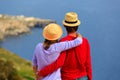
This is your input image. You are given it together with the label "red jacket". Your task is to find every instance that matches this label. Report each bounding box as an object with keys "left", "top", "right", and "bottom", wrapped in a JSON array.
[{"left": 40, "top": 36, "right": 92, "bottom": 80}]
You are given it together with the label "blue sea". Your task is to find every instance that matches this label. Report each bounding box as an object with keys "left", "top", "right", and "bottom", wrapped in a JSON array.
[{"left": 0, "top": 0, "right": 120, "bottom": 80}]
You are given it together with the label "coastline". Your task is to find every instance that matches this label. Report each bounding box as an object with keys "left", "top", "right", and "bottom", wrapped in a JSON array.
[{"left": 0, "top": 14, "right": 55, "bottom": 41}]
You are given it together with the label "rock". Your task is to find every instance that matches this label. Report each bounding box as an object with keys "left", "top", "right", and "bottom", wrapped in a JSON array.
[
  {"left": 0, "top": 31, "right": 4, "bottom": 41},
  {"left": 0, "top": 14, "right": 55, "bottom": 41}
]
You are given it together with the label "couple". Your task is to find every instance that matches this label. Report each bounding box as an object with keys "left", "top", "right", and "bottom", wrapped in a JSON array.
[{"left": 32, "top": 12, "right": 92, "bottom": 80}]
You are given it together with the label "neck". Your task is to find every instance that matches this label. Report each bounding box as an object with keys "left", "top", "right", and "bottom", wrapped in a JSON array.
[{"left": 68, "top": 32, "right": 77, "bottom": 37}]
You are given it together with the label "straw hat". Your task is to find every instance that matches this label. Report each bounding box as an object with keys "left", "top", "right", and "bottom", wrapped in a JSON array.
[
  {"left": 43, "top": 23, "right": 63, "bottom": 40},
  {"left": 62, "top": 12, "right": 81, "bottom": 27}
]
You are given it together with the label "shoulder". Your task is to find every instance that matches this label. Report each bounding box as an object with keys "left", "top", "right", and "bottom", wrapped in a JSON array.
[
  {"left": 60, "top": 36, "right": 73, "bottom": 42},
  {"left": 35, "top": 43, "right": 43, "bottom": 48},
  {"left": 83, "top": 37, "right": 88, "bottom": 42},
  {"left": 82, "top": 37, "right": 90, "bottom": 45},
  {"left": 60, "top": 36, "right": 68, "bottom": 41}
]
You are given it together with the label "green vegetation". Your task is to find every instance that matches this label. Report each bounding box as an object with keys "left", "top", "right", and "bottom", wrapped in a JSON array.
[{"left": 0, "top": 48, "right": 35, "bottom": 80}]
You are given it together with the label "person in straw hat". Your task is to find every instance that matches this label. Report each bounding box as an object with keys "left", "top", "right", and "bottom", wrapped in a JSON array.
[
  {"left": 39, "top": 12, "right": 92, "bottom": 80},
  {"left": 32, "top": 23, "right": 83, "bottom": 80}
]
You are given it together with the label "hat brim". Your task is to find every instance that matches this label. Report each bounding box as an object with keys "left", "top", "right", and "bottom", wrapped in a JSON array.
[{"left": 62, "top": 20, "right": 81, "bottom": 27}]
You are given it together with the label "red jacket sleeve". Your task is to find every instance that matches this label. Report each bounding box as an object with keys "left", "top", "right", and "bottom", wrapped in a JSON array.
[
  {"left": 85, "top": 40, "right": 92, "bottom": 80},
  {"left": 39, "top": 51, "right": 66, "bottom": 77}
]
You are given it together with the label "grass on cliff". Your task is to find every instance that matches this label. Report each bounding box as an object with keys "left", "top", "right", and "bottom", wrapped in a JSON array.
[{"left": 0, "top": 48, "right": 35, "bottom": 80}]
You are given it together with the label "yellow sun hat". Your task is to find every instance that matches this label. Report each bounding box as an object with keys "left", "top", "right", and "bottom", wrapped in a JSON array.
[
  {"left": 62, "top": 12, "right": 81, "bottom": 27},
  {"left": 43, "top": 23, "right": 63, "bottom": 40}
]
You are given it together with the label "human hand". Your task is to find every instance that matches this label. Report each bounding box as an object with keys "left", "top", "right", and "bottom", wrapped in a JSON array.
[
  {"left": 36, "top": 76, "right": 42, "bottom": 80},
  {"left": 35, "top": 71, "right": 42, "bottom": 80},
  {"left": 77, "top": 33, "right": 82, "bottom": 38}
]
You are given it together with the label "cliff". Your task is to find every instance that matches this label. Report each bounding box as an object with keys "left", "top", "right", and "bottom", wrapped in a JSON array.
[
  {"left": 0, "top": 14, "right": 55, "bottom": 41},
  {"left": 0, "top": 48, "right": 34, "bottom": 80}
]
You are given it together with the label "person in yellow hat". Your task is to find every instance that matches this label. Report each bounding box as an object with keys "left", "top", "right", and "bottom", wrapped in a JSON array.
[
  {"left": 32, "top": 23, "right": 83, "bottom": 80},
  {"left": 39, "top": 12, "right": 92, "bottom": 80}
]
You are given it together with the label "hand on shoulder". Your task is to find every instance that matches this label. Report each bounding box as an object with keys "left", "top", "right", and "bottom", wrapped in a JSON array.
[{"left": 77, "top": 33, "right": 82, "bottom": 38}]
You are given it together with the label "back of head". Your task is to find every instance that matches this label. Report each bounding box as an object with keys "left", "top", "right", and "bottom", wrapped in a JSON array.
[
  {"left": 64, "top": 25, "right": 78, "bottom": 33},
  {"left": 43, "top": 23, "right": 63, "bottom": 50}
]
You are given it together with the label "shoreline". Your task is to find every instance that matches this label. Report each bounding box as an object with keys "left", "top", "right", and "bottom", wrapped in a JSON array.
[{"left": 0, "top": 14, "right": 55, "bottom": 41}]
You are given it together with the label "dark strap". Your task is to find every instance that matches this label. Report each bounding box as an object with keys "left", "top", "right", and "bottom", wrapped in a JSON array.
[{"left": 65, "top": 20, "right": 78, "bottom": 24}]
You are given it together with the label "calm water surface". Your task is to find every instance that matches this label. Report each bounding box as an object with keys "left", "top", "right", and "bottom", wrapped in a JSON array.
[{"left": 1, "top": 28, "right": 44, "bottom": 60}]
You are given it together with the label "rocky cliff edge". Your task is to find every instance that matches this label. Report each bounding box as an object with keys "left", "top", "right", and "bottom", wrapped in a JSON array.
[{"left": 0, "top": 14, "right": 55, "bottom": 41}]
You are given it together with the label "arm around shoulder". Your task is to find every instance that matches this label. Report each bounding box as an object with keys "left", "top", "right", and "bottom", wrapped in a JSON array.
[{"left": 55, "top": 35, "right": 83, "bottom": 52}]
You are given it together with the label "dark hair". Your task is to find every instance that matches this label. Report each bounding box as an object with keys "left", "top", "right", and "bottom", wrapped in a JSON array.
[
  {"left": 43, "top": 39, "right": 58, "bottom": 50},
  {"left": 64, "top": 25, "right": 78, "bottom": 33}
]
